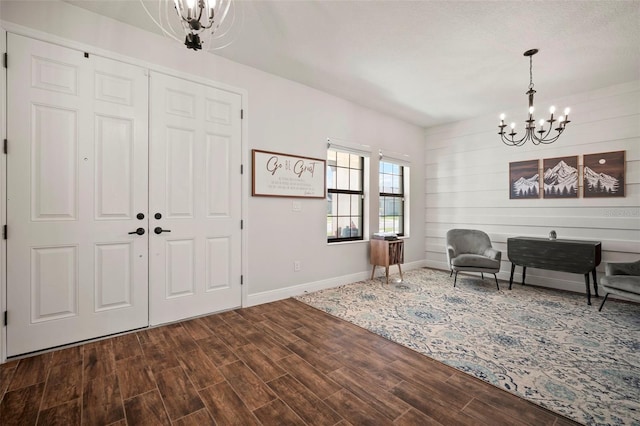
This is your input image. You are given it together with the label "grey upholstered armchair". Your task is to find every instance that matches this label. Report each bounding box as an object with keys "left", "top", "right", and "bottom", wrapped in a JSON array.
[
  {"left": 598, "top": 260, "right": 640, "bottom": 311},
  {"left": 446, "top": 229, "right": 502, "bottom": 289}
]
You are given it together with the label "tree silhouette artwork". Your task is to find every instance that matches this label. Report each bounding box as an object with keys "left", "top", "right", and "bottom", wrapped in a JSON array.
[{"left": 583, "top": 151, "right": 625, "bottom": 198}]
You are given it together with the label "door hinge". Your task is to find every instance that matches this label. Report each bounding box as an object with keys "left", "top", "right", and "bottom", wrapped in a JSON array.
[
  {"left": 3, "top": 52, "right": 7, "bottom": 68},
  {"left": 3, "top": 139, "right": 7, "bottom": 154},
  {"left": 240, "top": 220, "right": 244, "bottom": 230},
  {"left": 240, "top": 164, "right": 244, "bottom": 174},
  {"left": 240, "top": 109, "right": 244, "bottom": 119},
  {"left": 2, "top": 225, "right": 6, "bottom": 240},
  {"left": 240, "top": 275, "right": 244, "bottom": 285},
  {"left": 3, "top": 311, "right": 6, "bottom": 326}
]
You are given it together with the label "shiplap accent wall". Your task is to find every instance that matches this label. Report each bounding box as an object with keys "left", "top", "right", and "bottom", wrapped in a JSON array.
[{"left": 424, "top": 80, "right": 640, "bottom": 294}]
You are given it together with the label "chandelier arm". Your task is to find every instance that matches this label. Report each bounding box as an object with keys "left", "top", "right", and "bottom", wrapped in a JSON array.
[
  {"left": 533, "top": 130, "right": 563, "bottom": 145},
  {"left": 500, "top": 129, "right": 529, "bottom": 147},
  {"left": 531, "top": 125, "right": 553, "bottom": 144},
  {"left": 197, "top": 0, "right": 205, "bottom": 23}
]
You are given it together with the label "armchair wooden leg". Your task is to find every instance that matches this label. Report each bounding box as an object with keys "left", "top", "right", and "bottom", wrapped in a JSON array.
[
  {"left": 494, "top": 274, "right": 500, "bottom": 290},
  {"left": 481, "top": 272, "right": 484, "bottom": 279},
  {"left": 598, "top": 293, "right": 609, "bottom": 311},
  {"left": 453, "top": 271, "right": 458, "bottom": 287}
]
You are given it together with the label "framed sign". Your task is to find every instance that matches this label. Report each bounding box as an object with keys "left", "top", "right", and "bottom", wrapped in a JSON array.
[{"left": 252, "top": 149, "right": 326, "bottom": 198}]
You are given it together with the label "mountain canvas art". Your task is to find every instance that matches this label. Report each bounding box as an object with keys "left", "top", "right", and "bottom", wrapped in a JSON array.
[
  {"left": 543, "top": 156, "right": 578, "bottom": 198},
  {"left": 509, "top": 159, "right": 539, "bottom": 199},
  {"left": 583, "top": 151, "right": 625, "bottom": 197}
]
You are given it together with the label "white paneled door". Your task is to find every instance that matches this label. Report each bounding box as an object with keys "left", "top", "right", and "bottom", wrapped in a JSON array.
[
  {"left": 148, "top": 72, "right": 242, "bottom": 325},
  {"left": 6, "top": 34, "right": 149, "bottom": 356},
  {"left": 6, "top": 35, "right": 243, "bottom": 356}
]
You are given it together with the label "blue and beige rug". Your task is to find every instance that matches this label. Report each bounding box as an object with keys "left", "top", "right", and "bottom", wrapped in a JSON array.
[{"left": 296, "top": 268, "right": 640, "bottom": 425}]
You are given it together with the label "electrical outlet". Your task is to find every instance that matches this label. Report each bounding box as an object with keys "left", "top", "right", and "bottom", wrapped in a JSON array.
[
  {"left": 292, "top": 201, "right": 302, "bottom": 212},
  {"left": 294, "top": 260, "right": 301, "bottom": 272}
]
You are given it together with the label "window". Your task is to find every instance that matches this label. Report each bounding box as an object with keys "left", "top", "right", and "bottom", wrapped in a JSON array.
[
  {"left": 379, "top": 161, "right": 405, "bottom": 236},
  {"left": 327, "top": 149, "right": 364, "bottom": 242}
]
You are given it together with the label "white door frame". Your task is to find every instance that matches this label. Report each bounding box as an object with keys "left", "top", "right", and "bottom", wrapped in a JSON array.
[{"left": 0, "top": 23, "right": 249, "bottom": 363}]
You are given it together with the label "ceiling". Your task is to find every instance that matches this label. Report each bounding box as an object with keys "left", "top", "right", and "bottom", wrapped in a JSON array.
[{"left": 65, "top": 0, "right": 640, "bottom": 128}]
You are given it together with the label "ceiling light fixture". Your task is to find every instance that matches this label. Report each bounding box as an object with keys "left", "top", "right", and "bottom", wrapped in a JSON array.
[
  {"left": 499, "top": 49, "right": 570, "bottom": 146},
  {"left": 140, "top": 0, "right": 237, "bottom": 51}
]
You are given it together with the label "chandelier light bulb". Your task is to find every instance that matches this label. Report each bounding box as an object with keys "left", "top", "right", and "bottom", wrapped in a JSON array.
[
  {"left": 499, "top": 49, "right": 571, "bottom": 146},
  {"left": 564, "top": 107, "right": 570, "bottom": 115}
]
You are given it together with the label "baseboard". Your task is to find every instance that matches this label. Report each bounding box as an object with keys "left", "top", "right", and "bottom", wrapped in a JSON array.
[{"left": 245, "top": 259, "right": 427, "bottom": 307}]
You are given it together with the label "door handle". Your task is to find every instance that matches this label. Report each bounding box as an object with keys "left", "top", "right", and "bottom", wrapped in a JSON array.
[
  {"left": 128, "top": 227, "right": 146, "bottom": 235},
  {"left": 154, "top": 227, "right": 171, "bottom": 235}
]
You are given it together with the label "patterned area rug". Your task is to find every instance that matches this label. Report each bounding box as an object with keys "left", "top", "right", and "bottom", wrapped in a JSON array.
[{"left": 296, "top": 268, "right": 640, "bottom": 426}]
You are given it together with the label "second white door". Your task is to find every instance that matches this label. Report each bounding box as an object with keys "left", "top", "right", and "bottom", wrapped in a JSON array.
[{"left": 149, "top": 72, "right": 242, "bottom": 325}]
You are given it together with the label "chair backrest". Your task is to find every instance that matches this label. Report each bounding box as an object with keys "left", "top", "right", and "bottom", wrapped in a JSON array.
[{"left": 446, "top": 229, "right": 492, "bottom": 256}]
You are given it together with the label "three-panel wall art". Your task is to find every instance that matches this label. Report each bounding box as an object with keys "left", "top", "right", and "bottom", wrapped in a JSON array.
[{"left": 509, "top": 150, "right": 625, "bottom": 199}]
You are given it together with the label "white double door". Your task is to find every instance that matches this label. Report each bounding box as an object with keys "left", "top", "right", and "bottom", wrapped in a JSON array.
[{"left": 6, "top": 34, "right": 242, "bottom": 356}]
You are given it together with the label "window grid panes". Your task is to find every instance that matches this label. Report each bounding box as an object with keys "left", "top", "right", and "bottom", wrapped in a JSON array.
[
  {"left": 379, "top": 161, "right": 404, "bottom": 236},
  {"left": 327, "top": 149, "right": 364, "bottom": 242}
]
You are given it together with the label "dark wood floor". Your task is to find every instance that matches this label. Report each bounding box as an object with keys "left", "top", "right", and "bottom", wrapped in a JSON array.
[{"left": 0, "top": 298, "right": 580, "bottom": 425}]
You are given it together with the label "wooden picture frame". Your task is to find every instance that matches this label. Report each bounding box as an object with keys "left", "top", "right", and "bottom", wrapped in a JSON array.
[
  {"left": 542, "top": 155, "right": 579, "bottom": 198},
  {"left": 509, "top": 159, "right": 540, "bottom": 199},
  {"left": 583, "top": 151, "right": 625, "bottom": 197},
  {"left": 252, "top": 149, "right": 326, "bottom": 198}
]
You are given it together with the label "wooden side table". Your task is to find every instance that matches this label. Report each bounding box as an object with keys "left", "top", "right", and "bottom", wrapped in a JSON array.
[{"left": 370, "top": 239, "right": 404, "bottom": 284}]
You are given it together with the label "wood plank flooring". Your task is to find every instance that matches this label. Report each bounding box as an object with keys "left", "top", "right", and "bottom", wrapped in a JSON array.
[{"left": 0, "top": 298, "right": 581, "bottom": 425}]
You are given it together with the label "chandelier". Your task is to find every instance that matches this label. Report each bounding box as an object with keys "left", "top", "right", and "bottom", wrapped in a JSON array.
[
  {"left": 140, "top": 0, "right": 237, "bottom": 51},
  {"left": 499, "top": 49, "right": 571, "bottom": 146}
]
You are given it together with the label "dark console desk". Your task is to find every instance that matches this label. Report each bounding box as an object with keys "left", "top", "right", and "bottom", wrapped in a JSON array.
[{"left": 507, "top": 237, "right": 602, "bottom": 305}]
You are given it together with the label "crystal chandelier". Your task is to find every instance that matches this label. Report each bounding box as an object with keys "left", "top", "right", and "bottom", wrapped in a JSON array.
[
  {"left": 499, "top": 49, "right": 571, "bottom": 146},
  {"left": 140, "top": 0, "right": 237, "bottom": 51}
]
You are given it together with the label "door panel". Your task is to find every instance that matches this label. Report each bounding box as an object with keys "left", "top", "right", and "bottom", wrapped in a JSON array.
[
  {"left": 95, "top": 115, "right": 135, "bottom": 219},
  {"left": 31, "top": 246, "right": 78, "bottom": 322},
  {"left": 6, "top": 34, "right": 149, "bottom": 356},
  {"left": 149, "top": 72, "right": 242, "bottom": 325},
  {"left": 31, "top": 105, "right": 78, "bottom": 220}
]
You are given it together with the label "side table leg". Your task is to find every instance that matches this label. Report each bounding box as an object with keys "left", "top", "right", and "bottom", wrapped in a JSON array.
[
  {"left": 385, "top": 266, "right": 389, "bottom": 284},
  {"left": 371, "top": 265, "right": 376, "bottom": 280},
  {"left": 592, "top": 269, "right": 599, "bottom": 297},
  {"left": 522, "top": 267, "right": 527, "bottom": 286},
  {"left": 397, "top": 263, "right": 403, "bottom": 281},
  {"left": 584, "top": 273, "right": 592, "bottom": 305},
  {"left": 509, "top": 263, "right": 515, "bottom": 290}
]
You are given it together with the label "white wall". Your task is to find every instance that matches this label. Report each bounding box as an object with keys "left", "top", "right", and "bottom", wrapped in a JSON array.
[
  {"left": 0, "top": 1, "right": 426, "bottom": 312},
  {"left": 424, "top": 80, "right": 640, "bottom": 294}
]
